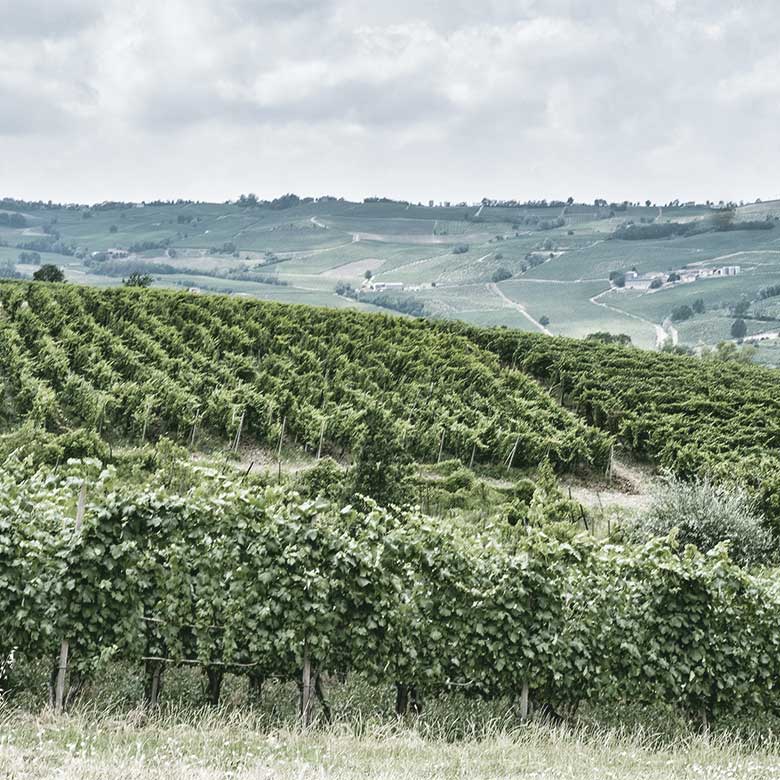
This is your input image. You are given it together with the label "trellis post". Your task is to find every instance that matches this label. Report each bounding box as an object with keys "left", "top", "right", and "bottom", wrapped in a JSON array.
[{"left": 54, "top": 483, "right": 86, "bottom": 714}]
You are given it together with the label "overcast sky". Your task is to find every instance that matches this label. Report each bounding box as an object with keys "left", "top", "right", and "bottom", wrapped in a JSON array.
[{"left": 1, "top": 0, "right": 778, "bottom": 205}]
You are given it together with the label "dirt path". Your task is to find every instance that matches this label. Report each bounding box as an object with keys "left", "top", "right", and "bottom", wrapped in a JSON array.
[
  {"left": 589, "top": 289, "right": 666, "bottom": 347},
  {"left": 561, "top": 455, "right": 656, "bottom": 514},
  {"left": 310, "top": 216, "right": 328, "bottom": 229},
  {"left": 486, "top": 282, "right": 553, "bottom": 335},
  {"left": 474, "top": 204, "right": 484, "bottom": 218}
]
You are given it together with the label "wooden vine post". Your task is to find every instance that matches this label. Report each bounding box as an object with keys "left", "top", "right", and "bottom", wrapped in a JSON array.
[
  {"left": 140, "top": 397, "right": 154, "bottom": 444},
  {"left": 301, "top": 644, "right": 314, "bottom": 727},
  {"left": 505, "top": 436, "right": 520, "bottom": 473},
  {"left": 54, "top": 482, "right": 86, "bottom": 714},
  {"left": 316, "top": 418, "right": 326, "bottom": 460},
  {"left": 519, "top": 680, "right": 529, "bottom": 720},
  {"left": 232, "top": 408, "right": 245, "bottom": 453},
  {"left": 277, "top": 415, "right": 286, "bottom": 482},
  {"left": 437, "top": 429, "right": 445, "bottom": 463}
]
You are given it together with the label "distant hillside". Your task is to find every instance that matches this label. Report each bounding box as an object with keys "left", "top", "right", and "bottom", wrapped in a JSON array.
[{"left": 2, "top": 195, "right": 780, "bottom": 362}]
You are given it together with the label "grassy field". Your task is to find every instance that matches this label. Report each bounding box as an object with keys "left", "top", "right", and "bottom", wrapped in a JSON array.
[
  {"left": 4, "top": 707, "right": 779, "bottom": 780},
  {"left": 5, "top": 197, "right": 780, "bottom": 360}
]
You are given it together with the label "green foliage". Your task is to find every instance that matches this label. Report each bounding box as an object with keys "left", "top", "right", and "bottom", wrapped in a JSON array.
[
  {"left": 731, "top": 318, "right": 747, "bottom": 339},
  {"left": 458, "top": 324, "right": 780, "bottom": 522},
  {"left": 491, "top": 268, "right": 512, "bottom": 283},
  {"left": 671, "top": 304, "right": 693, "bottom": 322},
  {"left": 585, "top": 332, "right": 632, "bottom": 346},
  {"left": 701, "top": 341, "right": 756, "bottom": 364},
  {"left": 295, "top": 457, "right": 344, "bottom": 502},
  {"left": 32, "top": 265, "right": 65, "bottom": 283},
  {"left": 509, "top": 477, "right": 537, "bottom": 505},
  {"left": 346, "top": 404, "right": 414, "bottom": 506},
  {"left": 0, "top": 282, "right": 609, "bottom": 471},
  {"left": 2, "top": 461, "right": 780, "bottom": 723},
  {"left": 631, "top": 476, "right": 777, "bottom": 566},
  {"left": 0, "top": 425, "right": 109, "bottom": 469},
  {"left": 123, "top": 272, "right": 153, "bottom": 288}
]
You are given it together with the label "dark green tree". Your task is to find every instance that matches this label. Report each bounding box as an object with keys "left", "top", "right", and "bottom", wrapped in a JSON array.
[
  {"left": 32, "top": 264, "right": 64, "bottom": 282},
  {"left": 731, "top": 318, "right": 747, "bottom": 340},
  {"left": 123, "top": 272, "right": 153, "bottom": 288}
]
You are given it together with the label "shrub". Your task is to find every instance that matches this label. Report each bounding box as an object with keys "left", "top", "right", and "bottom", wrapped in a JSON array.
[
  {"left": 491, "top": 267, "right": 512, "bottom": 283},
  {"left": 295, "top": 457, "right": 345, "bottom": 501},
  {"left": 631, "top": 475, "right": 777, "bottom": 566},
  {"left": 670, "top": 304, "right": 693, "bottom": 322}
]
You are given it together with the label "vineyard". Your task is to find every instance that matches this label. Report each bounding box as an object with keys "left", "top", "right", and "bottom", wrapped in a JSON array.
[
  {"left": 458, "top": 325, "right": 780, "bottom": 524},
  {"left": 2, "top": 459, "right": 779, "bottom": 724},
  {"left": 3, "top": 281, "right": 780, "bottom": 726},
  {"left": 0, "top": 281, "right": 609, "bottom": 470}
]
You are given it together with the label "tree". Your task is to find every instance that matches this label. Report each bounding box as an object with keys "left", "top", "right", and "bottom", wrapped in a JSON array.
[
  {"left": 609, "top": 270, "right": 626, "bottom": 288},
  {"left": 670, "top": 304, "right": 693, "bottom": 322},
  {"left": 364, "top": 269, "right": 373, "bottom": 281},
  {"left": 32, "top": 264, "right": 64, "bottom": 283},
  {"left": 539, "top": 315, "right": 550, "bottom": 326},
  {"left": 491, "top": 267, "right": 512, "bottom": 283},
  {"left": 109, "top": 224, "right": 118, "bottom": 233},
  {"left": 667, "top": 272, "right": 680, "bottom": 283},
  {"left": 692, "top": 298, "right": 705, "bottom": 314},
  {"left": 713, "top": 207, "right": 736, "bottom": 231},
  {"left": 731, "top": 318, "right": 747, "bottom": 340},
  {"left": 123, "top": 273, "right": 153, "bottom": 288},
  {"left": 702, "top": 341, "right": 755, "bottom": 364},
  {"left": 586, "top": 332, "right": 632, "bottom": 345},
  {"left": 650, "top": 278, "right": 663, "bottom": 289}
]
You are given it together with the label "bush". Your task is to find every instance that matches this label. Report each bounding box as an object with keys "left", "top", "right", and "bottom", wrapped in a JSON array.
[
  {"left": 510, "top": 477, "right": 537, "bottom": 505},
  {"left": 631, "top": 476, "right": 777, "bottom": 567},
  {"left": 670, "top": 304, "right": 693, "bottom": 322},
  {"left": 491, "top": 267, "right": 512, "bottom": 283},
  {"left": 441, "top": 466, "right": 475, "bottom": 493},
  {"left": 295, "top": 457, "right": 345, "bottom": 501}
]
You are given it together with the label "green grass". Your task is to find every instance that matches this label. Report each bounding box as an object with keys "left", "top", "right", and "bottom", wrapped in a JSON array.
[{"left": 3, "top": 706, "right": 779, "bottom": 780}]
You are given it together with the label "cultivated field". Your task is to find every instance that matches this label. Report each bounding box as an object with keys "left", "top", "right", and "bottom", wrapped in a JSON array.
[{"left": 4, "top": 196, "right": 780, "bottom": 360}]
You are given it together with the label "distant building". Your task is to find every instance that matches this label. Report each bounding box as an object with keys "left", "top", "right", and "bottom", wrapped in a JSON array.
[
  {"left": 90, "top": 248, "right": 129, "bottom": 260},
  {"left": 623, "top": 270, "right": 665, "bottom": 290},
  {"left": 718, "top": 265, "right": 741, "bottom": 276},
  {"left": 369, "top": 281, "right": 405, "bottom": 292}
]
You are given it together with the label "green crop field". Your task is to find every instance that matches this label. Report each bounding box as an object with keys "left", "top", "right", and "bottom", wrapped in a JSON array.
[{"left": 3, "top": 196, "right": 780, "bottom": 361}]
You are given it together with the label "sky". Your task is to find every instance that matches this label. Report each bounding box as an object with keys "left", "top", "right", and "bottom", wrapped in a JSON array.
[{"left": 1, "top": 0, "right": 779, "bottom": 205}]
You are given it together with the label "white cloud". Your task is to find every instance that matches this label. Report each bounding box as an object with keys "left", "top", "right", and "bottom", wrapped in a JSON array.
[{"left": 0, "top": 0, "right": 779, "bottom": 203}]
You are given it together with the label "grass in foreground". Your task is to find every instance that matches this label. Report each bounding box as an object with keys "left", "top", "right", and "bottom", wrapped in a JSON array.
[{"left": 3, "top": 706, "right": 780, "bottom": 780}]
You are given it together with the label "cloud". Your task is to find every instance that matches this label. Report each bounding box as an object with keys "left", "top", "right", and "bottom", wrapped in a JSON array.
[
  {"left": 0, "top": 0, "right": 779, "bottom": 203},
  {"left": 0, "top": 0, "right": 104, "bottom": 39}
]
